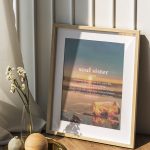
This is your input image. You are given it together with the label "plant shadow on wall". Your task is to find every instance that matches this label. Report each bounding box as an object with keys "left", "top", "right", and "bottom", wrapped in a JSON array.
[{"left": 136, "top": 35, "right": 150, "bottom": 148}]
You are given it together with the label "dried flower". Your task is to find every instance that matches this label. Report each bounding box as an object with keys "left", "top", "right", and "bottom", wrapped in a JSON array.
[
  {"left": 5, "top": 66, "right": 14, "bottom": 75},
  {"left": 10, "top": 83, "right": 16, "bottom": 93},
  {"left": 17, "top": 67, "right": 26, "bottom": 77},
  {"left": 6, "top": 66, "right": 15, "bottom": 81},
  {"left": 20, "top": 77, "right": 25, "bottom": 82},
  {"left": 6, "top": 65, "right": 32, "bottom": 133},
  {"left": 21, "top": 84, "right": 25, "bottom": 91},
  {"left": 6, "top": 72, "right": 15, "bottom": 81},
  {"left": 6, "top": 66, "right": 29, "bottom": 105}
]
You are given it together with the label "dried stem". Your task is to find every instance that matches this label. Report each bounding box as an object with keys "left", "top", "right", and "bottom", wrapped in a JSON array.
[
  {"left": 16, "top": 88, "right": 29, "bottom": 113},
  {"left": 14, "top": 79, "right": 28, "bottom": 103},
  {"left": 25, "top": 75, "right": 30, "bottom": 105}
]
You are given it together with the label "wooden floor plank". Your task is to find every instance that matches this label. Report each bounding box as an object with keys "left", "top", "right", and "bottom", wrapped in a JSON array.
[{"left": 51, "top": 134, "right": 150, "bottom": 150}]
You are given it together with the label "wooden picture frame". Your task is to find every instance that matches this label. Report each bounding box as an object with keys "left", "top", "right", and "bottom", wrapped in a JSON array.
[{"left": 47, "top": 24, "right": 140, "bottom": 148}]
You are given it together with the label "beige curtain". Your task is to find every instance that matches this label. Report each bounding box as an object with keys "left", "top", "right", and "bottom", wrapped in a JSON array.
[{"left": 0, "top": 0, "right": 45, "bottom": 145}]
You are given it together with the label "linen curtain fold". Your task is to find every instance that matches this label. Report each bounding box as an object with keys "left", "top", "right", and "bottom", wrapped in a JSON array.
[{"left": 0, "top": 0, "right": 45, "bottom": 145}]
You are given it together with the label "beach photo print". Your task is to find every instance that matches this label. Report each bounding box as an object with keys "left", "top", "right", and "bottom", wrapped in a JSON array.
[{"left": 61, "top": 38, "right": 124, "bottom": 130}]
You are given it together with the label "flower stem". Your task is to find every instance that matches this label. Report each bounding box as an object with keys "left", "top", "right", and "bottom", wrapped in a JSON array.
[
  {"left": 28, "top": 105, "right": 33, "bottom": 134},
  {"left": 16, "top": 88, "right": 29, "bottom": 113},
  {"left": 14, "top": 79, "right": 28, "bottom": 103},
  {"left": 25, "top": 75, "right": 30, "bottom": 105}
]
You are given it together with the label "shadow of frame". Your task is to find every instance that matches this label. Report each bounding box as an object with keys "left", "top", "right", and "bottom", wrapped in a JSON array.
[{"left": 136, "top": 35, "right": 150, "bottom": 135}]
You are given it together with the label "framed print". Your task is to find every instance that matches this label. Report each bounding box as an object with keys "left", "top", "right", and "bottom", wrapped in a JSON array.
[{"left": 47, "top": 24, "right": 140, "bottom": 148}]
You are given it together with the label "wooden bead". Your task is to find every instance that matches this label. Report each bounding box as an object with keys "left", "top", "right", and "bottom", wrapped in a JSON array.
[{"left": 25, "top": 133, "right": 48, "bottom": 150}]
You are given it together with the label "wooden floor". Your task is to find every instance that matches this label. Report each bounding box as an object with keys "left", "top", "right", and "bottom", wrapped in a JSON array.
[
  {"left": 1, "top": 134, "right": 150, "bottom": 150},
  {"left": 50, "top": 134, "right": 150, "bottom": 150}
]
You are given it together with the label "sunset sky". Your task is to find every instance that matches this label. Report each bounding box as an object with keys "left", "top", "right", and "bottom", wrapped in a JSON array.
[{"left": 63, "top": 38, "right": 124, "bottom": 82}]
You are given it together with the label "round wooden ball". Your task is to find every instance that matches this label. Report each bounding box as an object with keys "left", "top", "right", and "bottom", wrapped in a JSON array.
[{"left": 25, "top": 133, "right": 48, "bottom": 150}]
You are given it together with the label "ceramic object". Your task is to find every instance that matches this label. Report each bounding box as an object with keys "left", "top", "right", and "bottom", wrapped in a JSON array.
[
  {"left": 25, "top": 133, "right": 48, "bottom": 150},
  {"left": 8, "top": 136, "right": 23, "bottom": 150}
]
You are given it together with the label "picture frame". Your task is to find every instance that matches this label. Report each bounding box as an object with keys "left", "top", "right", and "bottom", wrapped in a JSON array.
[{"left": 46, "top": 24, "right": 140, "bottom": 148}]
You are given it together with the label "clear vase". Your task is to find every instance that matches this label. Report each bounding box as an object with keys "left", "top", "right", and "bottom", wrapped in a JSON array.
[{"left": 21, "top": 105, "right": 33, "bottom": 142}]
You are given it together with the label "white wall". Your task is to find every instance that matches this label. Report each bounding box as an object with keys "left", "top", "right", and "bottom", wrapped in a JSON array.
[{"left": 36, "top": 0, "right": 150, "bottom": 133}]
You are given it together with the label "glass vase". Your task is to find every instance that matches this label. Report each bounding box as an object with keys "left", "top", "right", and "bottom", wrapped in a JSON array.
[{"left": 21, "top": 105, "right": 33, "bottom": 142}]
